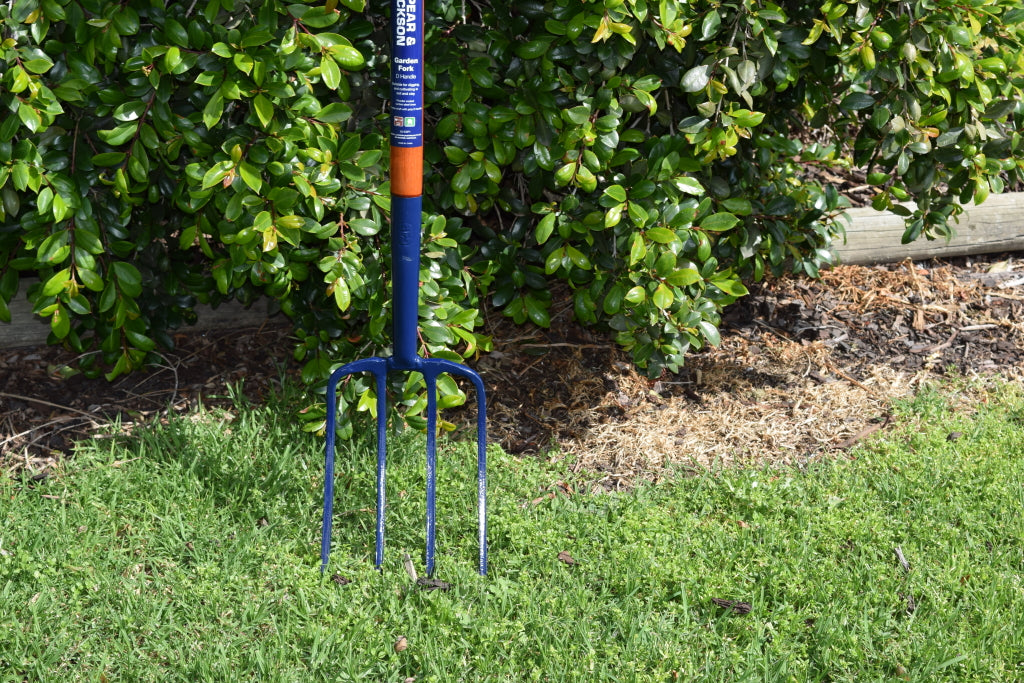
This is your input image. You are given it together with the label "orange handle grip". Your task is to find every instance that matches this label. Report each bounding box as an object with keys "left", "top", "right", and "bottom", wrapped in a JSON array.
[{"left": 391, "top": 146, "right": 423, "bottom": 198}]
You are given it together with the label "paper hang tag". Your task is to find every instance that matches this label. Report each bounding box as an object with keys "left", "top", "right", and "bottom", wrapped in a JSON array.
[{"left": 390, "top": 0, "right": 422, "bottom": 149}]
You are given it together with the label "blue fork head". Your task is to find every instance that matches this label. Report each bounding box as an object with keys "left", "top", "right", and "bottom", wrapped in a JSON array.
[{"left": 321, "top": 356, "right": 487, "bottom": 577}]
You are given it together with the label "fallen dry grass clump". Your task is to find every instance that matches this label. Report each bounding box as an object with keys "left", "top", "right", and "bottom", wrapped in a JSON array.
[{"left": 566, "top": 335, "right": 906, "bottom": 483}]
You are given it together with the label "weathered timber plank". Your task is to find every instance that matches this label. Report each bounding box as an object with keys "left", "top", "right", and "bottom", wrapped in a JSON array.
[
  {"left": 833, "top": 192, "right": 1024, "bottom": 265},
  {"left": 0, "top": 284, "right": 279, "bottom": 349}
]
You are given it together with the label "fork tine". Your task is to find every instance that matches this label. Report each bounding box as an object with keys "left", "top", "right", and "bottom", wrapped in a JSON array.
[
  {"left": 321, "top": 358, "right": 389, "bottom": 573},
  {"left": 418, "top": 361, "right": 488, "bottom": 576},
  {"left": 424, "top": 370, "right": 439, "bottom": 576},
  {"left": 373, "top": 369, "right": 388, "bottom": 570},
  {"left": 472, "top": 373, "right": 488, "bottom": 576}
]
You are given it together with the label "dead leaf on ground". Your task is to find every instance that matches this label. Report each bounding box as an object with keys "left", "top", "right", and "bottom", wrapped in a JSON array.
[
  {"left": 711, "top": 597, "right": 752, "bottom": 614},
  {"left": 416, "top": 578, "right": 452, "bottom": 592},
  {"left": 557, "top": 550, "right": 577, "bottom": 565},
  {"left": 393, "top": 636, "right": 408, "bottom": 652}
]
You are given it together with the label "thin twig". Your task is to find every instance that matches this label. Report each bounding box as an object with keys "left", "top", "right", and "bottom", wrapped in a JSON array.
[
  {"left": 0, "top": 392, "right": 98, "bottom": 419},
  {"left": 894, "top": 546, "right": 911, "bottom": 573}
]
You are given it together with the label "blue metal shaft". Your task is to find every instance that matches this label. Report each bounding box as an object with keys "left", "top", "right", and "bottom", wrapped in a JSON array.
[{"left": 391, "top": 196, "right": 423, "bottom": 367}]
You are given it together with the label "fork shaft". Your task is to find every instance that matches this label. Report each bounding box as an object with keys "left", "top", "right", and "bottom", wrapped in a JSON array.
[{"left": 391, "top": 195, "right": 423, "bottom": 370}]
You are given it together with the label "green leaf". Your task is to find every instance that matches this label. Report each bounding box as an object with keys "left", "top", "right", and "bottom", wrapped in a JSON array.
[
  {"left": 111, "top": 262, "right": 142, "bottom": 297},
  {"left": 241, "top": 28, "right": 275, "bottom": 48},
  {"left": 523, "top": 295, "right": 550, "bottom": 327},
  {"left": 452, "top": 72, "right": 472, "bottom": 105},
  {"left": 604, "top": 204, "right": 623, "bottom": 228},
  {"left": 316, "top": 102, "right": 352, "bottom": 123},
  {"left": 202, "top": 161, "right": 233, "bottom": 189},
  {"left": 298, "top": 6, "right": 339, "bottom": 28},
  {"left": 629, "top": 232, "right": 646, "bottom": 265},
  {"left": 698, "top": 320, "right": 721, "bottom": 346},
  {"left": 554, "top": 163, "right": 575, "bottom": 186},
  {"left": 1, "top": 183, "right": 19, "bottom": 217},
  {"left": 544, "top": 247, "right": 564, "bottom": 275},
  {"left": 42, "top": 268, "right": 70, "bottom": 296},
  {"left": 730, "top": 109, "right": 765, "bottom": 127},
  {"left": 51, "top": 194, "right": 67, "bottom": 222},
  {"left": 8, "top": 66, "right": 30, "bottom": 94},
  {"left": 36, "top": 186, "right": 54, "bottom": 215},
  {"left": 92, "top": 152, "right": 126, "bottom": 166},
  {"left": 321, "top": 56, "right": 341, "bottom": 89},
  {"left": 700, "top": 9, "right": 722, "bottom": 40},
  {"left": 700, "top": 212, "right": 739, "bottom": 232},
  {"left": 575, "top": 166, "right": 597, "bottom": 192},
  {"left": 203, "top": 93, "right": 225, "bottom": 129},
  {"left": 666, "top": 268, "right": 701, "bottom": 286},
  {"left": 681, "top": 65, "right": 711, "bottom": 92},
  {"left": 652, "top": 283, "right": 674, "bottom": 309},
  {"left": 633, "top": 75, "right": 661, "bottom": 92},
  {"left": 603, "top": 285, "right": 625, "bottom": 315},
  {"left": 253, "top": 94, "right": 274, "bottom": 128},
  {"left": 603, "top": 184, "right": 627, "bottom": 203},
  {"left": 78, "top": 267, "right": 103, "bottom": 292},
  {"left": 125, "top": 329, "right": 156, "bottom": 351},
  {"left": 673, "top": 177, "right": 705, "bottom": 195},
  {"left": 164, "top": 18, "right": 189, "bottom": 46},
  {"left": 627, "top": 202, "right": 650, "bottom": 228},
  {"left": 22, "top": 54, "right": 55, "bottom": 75},
  {"left": 711, "top": 276, "right": 749, "bottom": 297},
  {"left": 624, "top": 285, "right": 646, "bottom": 304},
  {"left": 332, "top": 277, "right": 351, "bottom": 312},
  {"left": 646, "top": 227, "right": 677, "bottom": 244},
  {"left": 349, "top": 218, "right": 380, "bottom": 236},
  {"left": 451, "top": 166, "right": 472, "bottom": 193},
  {"left": 238, "top": 161, "right": 262, "bottom": 192},
  {"left": 164, "top": 46, "right": 182, "bottom": 72},
  {"left": 566, "top": 246, "right": 591, "bottom": 270},
  {"left": 839, "top": 92, "right": 875, "bottom": 112},
  {"left": 535, "top": 212, "right": 556, "bottom": 245},
  {"left": 17, "top": 106, "right": 42, "bottom": 134},
  {"left": 515, "top": 39, "right": 552, "bottom": 60},
  {"left": 211, "top": 41, "right": 232, "bottom": 58},
  {"left": 51, "top": 303, "right": 70, "bottom": 339},
  {"left": 212, "top": 261, "right": 230, "bottom": 295}
]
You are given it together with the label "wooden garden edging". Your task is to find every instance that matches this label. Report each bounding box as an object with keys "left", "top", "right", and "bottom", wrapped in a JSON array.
[
  {"left": 0, "top": 295, "right": 278, "bottom": 349},
  {"left": 833, "top": 192, "right": 1024, "bottom": 265},
  {"left": 2, "top": 193, "right": 1024, "bottom": 348}
]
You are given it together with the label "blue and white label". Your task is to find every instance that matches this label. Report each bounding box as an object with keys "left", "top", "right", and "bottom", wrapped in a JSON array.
[{"left": 391, "top": 0, "right": 422, "bottom": 148}]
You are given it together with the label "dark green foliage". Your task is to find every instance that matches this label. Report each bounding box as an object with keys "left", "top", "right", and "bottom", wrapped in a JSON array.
[{"left": 1, "top": 0, "right": 1022, "bottom": 431}]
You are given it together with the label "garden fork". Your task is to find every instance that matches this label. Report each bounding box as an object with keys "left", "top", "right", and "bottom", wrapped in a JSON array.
[{"left": 320, "top": 0, "right": 487, "bottom": 577}]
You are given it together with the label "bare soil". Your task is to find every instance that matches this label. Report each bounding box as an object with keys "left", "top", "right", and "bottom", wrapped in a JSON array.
[{"left": 2, "top": 253, "right": 1023, "bottom": 483}]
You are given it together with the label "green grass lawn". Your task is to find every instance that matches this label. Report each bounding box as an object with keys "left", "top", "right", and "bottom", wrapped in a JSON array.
[{"left": 2, "top": 378, "right": 1023, "bottom": 682}]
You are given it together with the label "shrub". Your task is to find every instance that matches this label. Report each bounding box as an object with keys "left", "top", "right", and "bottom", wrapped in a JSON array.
[{"left": 2, "top": 0, "right": 1022, "bottom": 433}]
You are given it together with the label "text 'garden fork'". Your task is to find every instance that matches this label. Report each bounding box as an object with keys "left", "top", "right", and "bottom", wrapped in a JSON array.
[{"left": 320, "top": 0, "right": 487, "bottom": 577}]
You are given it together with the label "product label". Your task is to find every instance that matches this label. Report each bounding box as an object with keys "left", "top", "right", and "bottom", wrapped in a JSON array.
[{"left": 391, "top": 0, "right": 422, "bottom": 148}]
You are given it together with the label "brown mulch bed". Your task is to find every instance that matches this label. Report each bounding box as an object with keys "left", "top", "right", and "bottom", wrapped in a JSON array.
[
  {"left": 3, "top": 253, "right": 1023, "bottom": 483},
  {"left": 1, "top": 324, "right": 300, "bottom": 474}
]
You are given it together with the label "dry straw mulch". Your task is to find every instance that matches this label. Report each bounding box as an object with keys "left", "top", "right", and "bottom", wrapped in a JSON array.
[{"left": 480, "top": 255, "right": 1024, "bottom": 487}]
